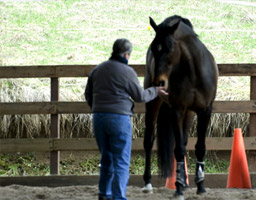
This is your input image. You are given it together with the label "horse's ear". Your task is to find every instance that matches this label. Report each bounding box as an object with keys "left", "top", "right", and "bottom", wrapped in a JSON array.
[
  {"left": 182, "top": 18, "right": 193, "bottom": 29},
  {"left": 168, "top": 21, "right": 180, "bottom": 33},
  {"left": 149, "top": 17, "right": 158, "bottom": 32}
]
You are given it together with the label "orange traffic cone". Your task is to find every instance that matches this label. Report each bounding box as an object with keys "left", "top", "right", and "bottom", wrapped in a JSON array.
[
  {"left": 165, "top": 157, "right": 189, "bottom": 189},
  {"left": 227, "top": 128, "right": 252, "bottom": 188}
]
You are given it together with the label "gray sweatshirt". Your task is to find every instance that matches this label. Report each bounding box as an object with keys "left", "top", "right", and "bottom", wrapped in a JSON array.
[{"left": 85, "top": 58, "right": 158, "bottom": 115}]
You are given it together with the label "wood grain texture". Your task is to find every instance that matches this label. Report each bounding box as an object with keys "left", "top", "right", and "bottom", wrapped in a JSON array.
[
  {"left": 0, "top": 64, "right": 256, "bottom": 78},
  {"left": 0, "top": 101, "right": 255, "bottom": 115},
  {"left": 1, "top": 137, "right": 256, "bottom": 153}
]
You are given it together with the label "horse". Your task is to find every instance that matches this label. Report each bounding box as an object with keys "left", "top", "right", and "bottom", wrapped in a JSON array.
[{"left": 142, "top": 15, "right": 218, "bottom": 199}]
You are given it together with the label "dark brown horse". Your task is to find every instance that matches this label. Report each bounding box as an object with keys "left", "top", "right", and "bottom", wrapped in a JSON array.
[{"left": 142, "top": 15, "right": 218, "bottom": 199}]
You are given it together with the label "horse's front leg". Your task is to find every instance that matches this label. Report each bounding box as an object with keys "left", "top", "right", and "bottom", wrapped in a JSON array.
[
  {"left": 171, "top": 108, "right": 187, "bottom": 198},
  {"left": 142, "top": 97, "right": 162, "bottom": 193},
  {"left": 181, "top": 110, "right": 195, "bottom": 189},
  {"left": 195, "top": 106, "right": 212, "bottom": 194}
]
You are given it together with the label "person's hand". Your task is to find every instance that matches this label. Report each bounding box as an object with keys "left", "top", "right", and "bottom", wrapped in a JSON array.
[
  {"left": 157, "top": 86, "right": 168, "bottom": 95},
  {"left": 156, "top": 86, "right": 169, "bottom": 103}
]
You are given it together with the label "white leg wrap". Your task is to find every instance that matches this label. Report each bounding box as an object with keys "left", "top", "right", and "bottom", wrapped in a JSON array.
[
  {"left": 195, "top": 161, "right": 205, "bottom": 183},
  {"left": 142, "top": 183, "right": 153, "bottom": 193}
]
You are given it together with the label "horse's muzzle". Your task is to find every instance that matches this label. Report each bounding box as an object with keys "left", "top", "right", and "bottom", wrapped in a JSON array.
[
  {"left": 153, "top": 80, "right": 165, "bottom": 87},
  {"left": 159, "top": 81, "right": 165, "bottom": 86}
]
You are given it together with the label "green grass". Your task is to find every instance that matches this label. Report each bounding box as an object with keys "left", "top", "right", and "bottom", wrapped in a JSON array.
[
  {"left": 1, "top": 0, "right": 256, "bottom": 65},
  {"left": 0, "top": 152, "right": 229, "bottom": 176}
]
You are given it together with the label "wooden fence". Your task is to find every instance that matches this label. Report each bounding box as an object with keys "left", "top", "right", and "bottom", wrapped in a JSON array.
[{"left": 0, "top": 64, "right": 256, "bottom": 176}]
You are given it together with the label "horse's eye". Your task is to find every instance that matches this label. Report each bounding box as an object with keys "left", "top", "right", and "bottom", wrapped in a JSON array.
[{"left": 157, "top": 44, "right": 162, "bottom": 52}]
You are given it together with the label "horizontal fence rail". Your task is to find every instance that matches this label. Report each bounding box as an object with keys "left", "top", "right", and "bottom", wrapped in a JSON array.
[
  {"left": 0, "top": 63, "right": 256, "bottom": 177},
  {"left": 1, "top": 137, "right": 256, "bottom": 153},
  {"left": 0, "top": 64, "right": 256, "bottom": 78},
  {"left": 0, "top": 101, "right": 256, "bottom": 115}
]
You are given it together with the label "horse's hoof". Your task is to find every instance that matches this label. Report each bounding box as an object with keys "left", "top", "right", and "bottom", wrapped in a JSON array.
[
  {"left": 196, "top": 181, "right": 206, "bottom": 195},
  {"left": 142, "top": 183, "right": 153, "bottom": 193},
  {"left": 183, "top": 183, "right": 190, "bottom": 191},
  {"left": 173, "top": 194, "right": 184, "bottom": 200},
  {"left": 197, "top": 188, "right": 206, "bottom": 195},
  {"left": 174, "top": 190, "right": 184, "bottom": 199}
]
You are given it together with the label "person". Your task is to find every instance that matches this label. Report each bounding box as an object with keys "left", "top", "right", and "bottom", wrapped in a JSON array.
[{"left": 85, "top": 38, "right": 168, "bottom": 200}]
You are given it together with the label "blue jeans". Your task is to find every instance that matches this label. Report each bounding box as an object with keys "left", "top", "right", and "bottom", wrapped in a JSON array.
[{"left": 93, "top": 112, "right": 132, "bottom": 200}]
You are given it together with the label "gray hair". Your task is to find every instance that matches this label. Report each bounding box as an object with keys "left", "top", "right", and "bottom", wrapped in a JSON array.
[{"left": 112, "top": 38, "right": 132, "bottom": 57}]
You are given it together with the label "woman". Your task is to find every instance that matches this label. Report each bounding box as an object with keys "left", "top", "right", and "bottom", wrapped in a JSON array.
[{"left": 85, "top": 38, "right": 167, "bottom": 200}]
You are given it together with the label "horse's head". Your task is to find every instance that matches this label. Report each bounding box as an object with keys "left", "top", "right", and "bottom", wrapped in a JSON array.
[{"left": 149, "top": 16, "right": 181, "bottom": 89}]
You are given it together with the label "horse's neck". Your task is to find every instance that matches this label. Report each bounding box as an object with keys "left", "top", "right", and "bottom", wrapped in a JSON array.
[
  {"left": 179, "top": 42, "right": 197, "bottom": 82},
  {"left": 178, "top": 37, "right": 217, "bottom": 88},
  {"left": 145, "top": 48, "right": 155, "bottom": 88}
]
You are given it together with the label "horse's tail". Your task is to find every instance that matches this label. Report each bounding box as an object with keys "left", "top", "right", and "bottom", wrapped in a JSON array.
[{"left": 157, "top": 103, "right": 175, "bottom": 178}]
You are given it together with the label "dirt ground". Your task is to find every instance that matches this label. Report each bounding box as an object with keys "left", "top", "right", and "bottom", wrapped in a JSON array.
[{"left": 0, "top": 185, "right": 255, "bottom": 200}]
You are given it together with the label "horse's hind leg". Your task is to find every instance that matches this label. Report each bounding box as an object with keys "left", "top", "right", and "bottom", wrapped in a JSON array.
[
  {"left": 195, "top": 106, "right": 212, "bottom": 194},
  {"left": 143, "top": 98, "right": 162, "bottom": 192}
]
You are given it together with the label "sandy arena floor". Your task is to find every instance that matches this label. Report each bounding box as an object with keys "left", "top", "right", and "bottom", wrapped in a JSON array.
[{"left": 0, "top": 185, "right": 256, "bottom": 200}]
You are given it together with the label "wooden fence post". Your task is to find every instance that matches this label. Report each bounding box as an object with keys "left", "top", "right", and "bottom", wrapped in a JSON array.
[
  {"left": 50, "top": 78, "right": 60, "bottom": 175},
  {"left": 248, "top": 76, "right": 256, "bottom": 172}
]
